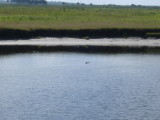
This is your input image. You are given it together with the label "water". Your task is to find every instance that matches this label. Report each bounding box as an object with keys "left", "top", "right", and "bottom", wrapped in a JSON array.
[{"left": 0, "top": 52, "right": 160, "bottom": 120}]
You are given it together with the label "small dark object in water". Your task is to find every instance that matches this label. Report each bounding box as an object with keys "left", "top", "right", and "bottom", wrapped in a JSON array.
[{"left": 85, "top": 62, "right": 90, "bottom": 64}]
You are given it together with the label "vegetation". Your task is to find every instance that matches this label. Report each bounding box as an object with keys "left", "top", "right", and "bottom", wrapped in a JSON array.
[
  {"left": 146, "top": 32, "right": 160, "bottom": 38},
  {"left": 0, "top": 4, "right": 160, "bottom": 30},
  {"left": 10, "top": 0, "right": 47, "bottom": 5}
]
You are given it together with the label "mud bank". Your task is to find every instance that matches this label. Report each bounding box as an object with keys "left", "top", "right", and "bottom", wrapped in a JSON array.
[
  {"left": 0, "top": 28, "right": 160, "bottom": 39},
  {"left": 0, "top": 38, "right": 160, "bottom": 53},
  {"left": 1, "top": 45, "right": 160, "bottom": 54}
]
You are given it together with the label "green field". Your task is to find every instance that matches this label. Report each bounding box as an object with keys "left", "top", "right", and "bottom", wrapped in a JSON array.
[{"left": 0, "top": 4, "right": 160, "bottom": 30}]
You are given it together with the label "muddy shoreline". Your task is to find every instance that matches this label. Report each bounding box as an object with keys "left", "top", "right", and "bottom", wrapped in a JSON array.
[
  {"left": 0, "top": 38, "right": 160, "bottom": 53},
  {"left": 1, "top": 45, "right": 160, "bottom": 54},
  {"left": 0, "top": 28, "right": 160, "bottom": 39}
]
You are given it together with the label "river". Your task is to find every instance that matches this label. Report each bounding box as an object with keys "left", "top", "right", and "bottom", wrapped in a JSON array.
[{"left": 0, "top": 52, "right": 160, "bottom": 120}]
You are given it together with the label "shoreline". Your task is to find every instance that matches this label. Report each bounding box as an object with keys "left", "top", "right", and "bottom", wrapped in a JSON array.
[
  {"left": 0, "top": 28, "right": 160, "bottom": 40},
  {"left": 0, "top": 37, "right": 160, "bottom": 53}
]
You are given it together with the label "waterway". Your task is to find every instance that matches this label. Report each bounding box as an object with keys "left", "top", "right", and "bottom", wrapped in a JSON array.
[{"left": 0, "top": 52, "right": 160, "bottom": 120}]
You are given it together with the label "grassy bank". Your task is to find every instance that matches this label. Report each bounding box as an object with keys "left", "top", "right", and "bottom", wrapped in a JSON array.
[
  {"left": 0, "top": 5, "right": 160, "bottom": 38},
  {"left": 0, "top": 28, "right": 160, "bottom": 39}
]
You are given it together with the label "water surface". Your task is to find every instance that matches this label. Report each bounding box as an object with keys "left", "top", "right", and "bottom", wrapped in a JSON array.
[{"left": 0, "top": 53, "right": 160, "bottom": 120}]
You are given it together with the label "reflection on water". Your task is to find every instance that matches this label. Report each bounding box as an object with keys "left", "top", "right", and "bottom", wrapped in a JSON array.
[{"left": 0, "top": 53, "right": 160, "bottom": 120}]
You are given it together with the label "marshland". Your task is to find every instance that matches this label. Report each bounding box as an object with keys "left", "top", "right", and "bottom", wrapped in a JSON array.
[
  {"left": 1, "top": 3, "right": 160, "bottom": 120},
  {"left": 0, "top": 4, "right": 160, "bottom": 38}
]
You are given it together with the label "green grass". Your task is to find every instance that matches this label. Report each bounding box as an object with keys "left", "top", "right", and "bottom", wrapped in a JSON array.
[
  {"left": 146, "top": 32, "right": 160, "bottom": 37},
  {"left": 0, "top": 4, "right": 160, "bottom": 30}
]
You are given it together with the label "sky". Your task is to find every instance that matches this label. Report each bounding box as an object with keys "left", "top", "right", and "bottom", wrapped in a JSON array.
[{"left": 48, "top": 0, "right": 160, "bottom": 6}]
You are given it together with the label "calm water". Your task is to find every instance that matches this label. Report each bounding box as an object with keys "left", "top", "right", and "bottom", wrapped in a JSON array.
[{"left": 0, "top": 53, "right": 160, "bottom": 120}]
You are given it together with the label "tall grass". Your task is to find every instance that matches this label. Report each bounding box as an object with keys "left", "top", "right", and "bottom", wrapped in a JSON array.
[{"left": 0, "top": 4, "right": 160, "bottom": 30}]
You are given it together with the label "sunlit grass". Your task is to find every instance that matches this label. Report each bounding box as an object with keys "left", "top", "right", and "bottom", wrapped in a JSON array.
[{"left": 0, "top": 5, "right": 160, "bottom": 30}]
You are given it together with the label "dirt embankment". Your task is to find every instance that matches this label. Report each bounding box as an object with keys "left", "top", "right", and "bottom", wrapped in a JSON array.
[
  {"left": 0, "top": 28, "right": 160, "bottom": 39},
  {"left": 0, "top": 38, "right": 160, "bottom": 54}
]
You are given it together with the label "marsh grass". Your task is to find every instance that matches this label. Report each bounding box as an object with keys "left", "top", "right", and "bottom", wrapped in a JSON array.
[
  {"left": 0, "top": 4, "right": 160, "bottom": 30},
  {"left": 146, "top": 33, "right": 160, "bottom": 38}
]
